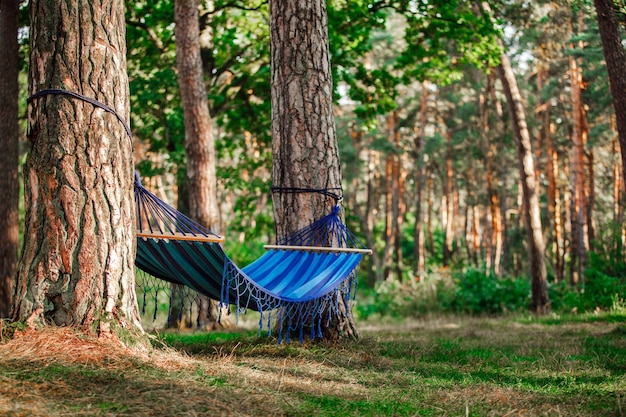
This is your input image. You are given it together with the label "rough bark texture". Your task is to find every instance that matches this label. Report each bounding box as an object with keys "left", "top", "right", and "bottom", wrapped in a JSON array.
[
  {"left": 0, "top": 0, "right": 20, "bottom": 319},
  {"left": 594, "top": 0, "right": 626, "bottom": 193},
  {"left": 496, "top": 52, "right": 551, "bottom": 314},
  {"left": 174, "top": 0, "right": 223, "bottom": 328},
  {"left": 13, "top": 0, "right": 141, "bottom": 337},
  {"left": 270, "top": 0, "right": 358, "bottom": 340}
]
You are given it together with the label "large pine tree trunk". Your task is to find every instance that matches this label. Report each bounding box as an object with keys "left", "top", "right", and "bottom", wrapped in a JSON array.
[
  {"left": 12, "top": 0, "right": 142, "bottom": 338},
  {"left": 270, "top": 0, "right": 358, "bottom": 340},
  {"left": 594, "top": 0, "right": 626, "bottom": 192},
  {"left": 0, "top": 0, "right": 20, "bottom": 319},
  {"left": 174, "top": 0, "right": 224, "bottom": 329},
  {"left": 496, "top": 50, "right": 551, "bottom": 314}
]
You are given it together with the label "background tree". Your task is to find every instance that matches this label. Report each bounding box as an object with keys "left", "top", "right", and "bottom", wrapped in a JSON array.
[
  {"left": 0, "top": 0, "right": 20, "bottom": 319},
  {"left": 12, "top": 0, "right": 142, "bottom": 338},
  {"left": 175, "top": 0, "right": 223, "bottom": 328},
  {"left": 594, "top": 0, "right": 626, "bottom": 189}
]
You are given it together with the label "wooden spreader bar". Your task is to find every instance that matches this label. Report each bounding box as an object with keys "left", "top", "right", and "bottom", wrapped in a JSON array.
[
  {"left": 264, "top": 244, "right": 372, "bottom": 255},
  {"left": 137, "top": 231, "right": 225, "bottom": 243}
]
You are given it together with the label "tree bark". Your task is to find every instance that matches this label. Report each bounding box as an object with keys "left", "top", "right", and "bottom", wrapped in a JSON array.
[
  {"left": 413, "top": 81, "right": 428, "bottom": 279},
  {"left": 13, "top": 0, "right": 142, "bottom": 338},
  {"left": 495, "top": 49, "right": 551, "bottom": 314},
  {"left": 270, "top": 0, "right": 358, "bottom": 340},
  {"left": 383, "top": 112, "right": 399, "bottom": 280},
  {"left": 593, "top": 0, "right": 626, "bottom": 192},
  {"left": 0, "top": 0, "right": 20, "bottom": 319},
  {"left": 568, "top": 10, "right": 588, "bottom": 286},
  {"left": 175, "top": 0, "right": 224, "bottom": 329},
  {"left": 442, "top": 131, "right": 454, "bottom": 267}
]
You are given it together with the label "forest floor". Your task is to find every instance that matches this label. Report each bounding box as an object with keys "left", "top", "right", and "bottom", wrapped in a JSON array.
[{"left": 0, "top": 313, "right": 625, "bottom": 416}]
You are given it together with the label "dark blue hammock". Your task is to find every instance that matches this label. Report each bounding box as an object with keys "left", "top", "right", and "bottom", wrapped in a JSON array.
[{"left": 134, "top": 173, "right": 370, "bottom": 342}]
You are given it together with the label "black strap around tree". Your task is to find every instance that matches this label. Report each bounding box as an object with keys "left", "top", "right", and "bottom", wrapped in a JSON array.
[
  {"left": 270, "top": 186, "right": 344, "bottom": 204},
  {"left": 27, "top": 88, "right": 132, "bottom": 139}
]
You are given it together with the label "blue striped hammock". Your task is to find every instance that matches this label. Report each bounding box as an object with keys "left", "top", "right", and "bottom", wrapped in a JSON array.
[{"left": 134, "top": 173, "right": 370, "bottom": 343}]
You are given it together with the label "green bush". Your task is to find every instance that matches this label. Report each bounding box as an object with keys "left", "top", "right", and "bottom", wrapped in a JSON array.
[
  {"left": 549, "top": 254, "right": 626, "bottom": 313},
  {"left": 355, "top": 274, "right": 456, "bottom": 320},
  {"left": 451, "top": 269, "right": 530, "bottom": 314}
]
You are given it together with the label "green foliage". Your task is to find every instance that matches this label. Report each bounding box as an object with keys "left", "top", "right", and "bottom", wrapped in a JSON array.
[
  {"left": 396, "top": 0, "right": 502, "bottom": 84},
  {"left": 451, "top": 269, "right": 531, "bottom": 314},
  {"left": 549, "top": 252, "right": 626, "bottom": 313},
  {"left": 355, "top": 274, "right": 456, "bottom": 320},
  {"left": 0, "top": 319, "right": 27, "bottom": 341}
]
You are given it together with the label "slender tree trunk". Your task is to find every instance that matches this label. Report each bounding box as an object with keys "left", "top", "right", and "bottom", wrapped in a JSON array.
[
  {"left": 472, "top": 205, "right": 481, "bottom": 268},
  {"left": 540, "top": 52, "right": 564, "bottom": 283},
  {"left": 395, "top": 135, "right": 407, "bottom": 282},
  {"left": 270, "top": 0, "right": 358, "bottom": 340},
  {"left": 383, "top": 113, "right": 397, "bottom": 280},
  {"left": 0, "top": 0, "right": 20, "bottom": 319},
  {"left": 413, "top": 81, "right": 428, "bottom": 279},
  {"left": 613, "top": 134, "right": 623, "bottom": 256},
  {"left": 427, "top": 169, "right": 434, "bottom": 256},
  {"left": 13, "top": 0, "right": 142, "bottom": 338},
  {"left": 495, "top": 49, "right": 550, "bottom": 314},
  {"left": 587, "top": 147, "right": 595, "bottom": 251},
  {"left": 175, "top": 0, "right": 224, "bottom": 329},
  {"left": 350, "top": 127, "right": 382, "bottom": 285},
  {"left": 487, "top": 70, "right": 504, "bottom": 275},
  {"left": 442, "top": 132, "right": 454, "bottom": 267},
  {"left": 568, "top": 11, "right": 588, "bottom": 286},
  {"left": 593, "top": 0, "right": 626, "bottom": 191}
]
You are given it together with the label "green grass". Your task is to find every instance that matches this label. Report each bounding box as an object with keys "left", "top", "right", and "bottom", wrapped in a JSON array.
[{"left": 1, "top": 314, "right": 625, "bottom": 416}]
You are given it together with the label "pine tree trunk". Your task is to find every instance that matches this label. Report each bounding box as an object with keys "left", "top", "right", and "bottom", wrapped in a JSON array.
[
  {"left": 413, "top": 81, "right": 428, "bottom": 279},
  {"left": 540, "top": 54, "right": 564, "bottom": 283},
  {"left": 0, "top": 0, "right": 20, "bottom": 319},
  {"left": 487, "top": 70, "right": 504, "bottom": 276},
  {"left": 349, "top": 128, "right": 382, "bottom": 285},
  {"left": 395, "top": 130, "right": 407, "bottom": 282},
  {"left": 270, "top": 0, "right": 358, "bottom": 340},
  {"left": 594, "top": 0, "right": 626, "bottom": 192},
  {"left": 568, "top": 11, "right": 588, "bottom": 286},
  {"left": 13, "top": 0, "right": 142, "bottom": 338},
  {"left": 612, "top": 134, "right": 623, "bottom": 256},
  {"left": 427, "top": 171, "right": 434, "bottom": 256},
  {"left": 442, "top": 132, "right": 454, "bottom": 267},
  {"left": 496, "top": 49, "right": 550, "bottom": 314},
  {"left": 383, "top": 113, "right": 397, "bottom": 280},
  {"left": 175, "top": 0, "right": 224, "bottom": 329}
]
